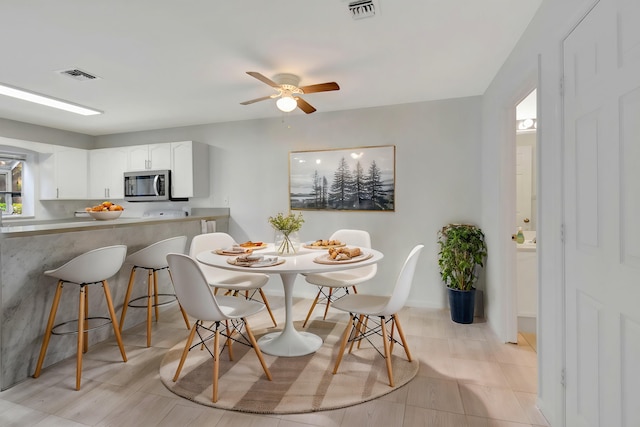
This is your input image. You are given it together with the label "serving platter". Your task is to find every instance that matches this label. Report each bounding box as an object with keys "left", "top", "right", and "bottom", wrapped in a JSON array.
[{"left": 313, "top": 252, "right": 372, "bottom": 265}]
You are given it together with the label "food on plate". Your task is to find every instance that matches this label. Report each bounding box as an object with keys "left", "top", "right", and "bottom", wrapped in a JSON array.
[
  {"left": 328, "top": 246, "right": 362, "bottom": 260},
  {"left": 239, "top": 241, "right": 264, "bottom": 248},
  {"left": 85, "top": 201, "right": 124, "bottom": 212},
  {"left": 235, "top": 254, "right": 263, "bottom": 264},
  {"left": 310, "top": 239, "right": 342, "bottom": 247}
]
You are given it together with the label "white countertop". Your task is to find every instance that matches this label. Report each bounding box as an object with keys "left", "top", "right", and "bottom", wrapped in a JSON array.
[{"left": 0, "top": 214, "right": 225, "bottom": 238}]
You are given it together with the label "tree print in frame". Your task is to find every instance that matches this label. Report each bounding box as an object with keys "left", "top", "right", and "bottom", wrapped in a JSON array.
[{"left": 289, "top": 145, "right": 395, "bottom": 211}]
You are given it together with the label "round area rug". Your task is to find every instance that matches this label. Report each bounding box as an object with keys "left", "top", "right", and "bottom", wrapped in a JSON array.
[{"left": 159, "top": 319, "right": 419, "bottom": 414}]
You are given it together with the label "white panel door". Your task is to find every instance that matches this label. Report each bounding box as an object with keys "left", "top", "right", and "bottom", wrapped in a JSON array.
[{"left": 563, "top": 0, "right": 640, "bottom": 426}]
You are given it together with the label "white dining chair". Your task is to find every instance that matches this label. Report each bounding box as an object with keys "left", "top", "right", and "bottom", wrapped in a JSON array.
[
  {"left": 189, "top": 232, "right": 277, "bottom": 327},
  {"left": 302, "top": 229, "right": 377, "bottom": 327},
  {"left": 331, "top": 244, "right": 424, "bottom": 387},
  {"left": 167, "top": 253, "right": 272, "bottom": 403}
]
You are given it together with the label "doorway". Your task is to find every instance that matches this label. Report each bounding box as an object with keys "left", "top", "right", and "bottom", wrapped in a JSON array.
[{"left": 515, "top": 88, "right": 538, "bottom": 351}]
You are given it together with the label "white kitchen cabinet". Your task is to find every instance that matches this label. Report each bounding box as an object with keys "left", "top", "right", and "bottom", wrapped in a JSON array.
[
  {"left": 39, "top": 146, "right": 88, "bottom": 200},
  {"left": 170, "top": 141, "right": 209, "bottom": 198},
  {"left": 88, "top": 147, "right": 129, "bottom": 199},
  {"left": 127, "top": 144, "right": 171, "bottom": 171}
]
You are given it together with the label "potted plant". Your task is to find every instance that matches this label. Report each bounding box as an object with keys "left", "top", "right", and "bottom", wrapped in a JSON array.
[
  {"left": 437, "top": 223, "right": 487, "bottom": 324},
  {"left": 268, "top": 211, "right": 304, "bottom": 255}
]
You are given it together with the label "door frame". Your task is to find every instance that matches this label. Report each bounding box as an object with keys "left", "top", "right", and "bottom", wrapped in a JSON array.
[{"left": 505, "top": 72, "right": 540, "bottom": 345}]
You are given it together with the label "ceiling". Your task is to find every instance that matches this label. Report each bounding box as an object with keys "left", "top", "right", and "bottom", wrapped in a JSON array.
[{"left": 0, "top": 1, "right": 542, "bottom": 137}]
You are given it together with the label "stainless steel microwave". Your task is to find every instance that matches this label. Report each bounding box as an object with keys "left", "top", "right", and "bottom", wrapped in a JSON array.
[{"left": 124, "top": 170, "right": 171, "bottom": 202}]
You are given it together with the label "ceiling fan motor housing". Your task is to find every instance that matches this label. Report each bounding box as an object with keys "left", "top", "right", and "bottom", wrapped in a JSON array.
[{"left": 273, "top": 73, "right": 300, "bottom": 88}]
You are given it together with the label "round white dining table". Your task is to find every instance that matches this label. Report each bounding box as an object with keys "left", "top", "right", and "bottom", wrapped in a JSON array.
[{"left": 196, "top": 244, "right": 383, "bottom": 357}]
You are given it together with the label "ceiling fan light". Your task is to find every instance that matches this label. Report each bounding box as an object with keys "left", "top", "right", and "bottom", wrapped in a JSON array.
[{"left": 276, "top": 96, "right": 297, "bottom": 112}]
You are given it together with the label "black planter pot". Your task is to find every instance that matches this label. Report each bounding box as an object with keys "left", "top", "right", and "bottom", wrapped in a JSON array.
[{"left": 448, "top": 287, "right": 476, "bottom": 324}]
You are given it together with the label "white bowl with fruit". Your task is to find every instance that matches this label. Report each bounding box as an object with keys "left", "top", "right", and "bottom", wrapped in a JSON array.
[{"left": 86, "top": 202, "right": 124, "bottom": 220}]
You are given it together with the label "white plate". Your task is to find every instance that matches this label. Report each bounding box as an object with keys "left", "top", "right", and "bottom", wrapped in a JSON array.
[
  {"left": 313, "top": 252, "right": 372, "bottom": 265},
  {"left": 227, "top": 257, "right": 285, "bottom": 268}
]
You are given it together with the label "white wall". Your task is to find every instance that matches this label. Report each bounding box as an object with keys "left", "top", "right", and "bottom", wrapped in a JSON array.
[
  {"left": 97, "top": 97, "right": 483, "bottom": 305},
  {"left": 481, "top": 0, "right": 597, "bottom": 425}
]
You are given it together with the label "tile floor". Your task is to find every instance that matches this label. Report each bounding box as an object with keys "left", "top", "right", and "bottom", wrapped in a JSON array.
[{"left": 0, "top": 296, "right": 549, "bottom": 427}]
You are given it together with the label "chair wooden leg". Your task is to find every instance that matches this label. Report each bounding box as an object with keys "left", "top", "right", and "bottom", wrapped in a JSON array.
[
  {"left": 302, "top": 289, "right": 322, "bottom": 328},
  {"left": 349, "top": 314, "right": 366, "bottom": 353},
  {"left": 380, "top": 316, "right": 394, "bottom": 387},
  {"left": 323, "top": 288, "right": 333, "bottom": 320},
  {"left": 168, "top": 269, "right": 191, "bottom": 330},
  {"left": 389, "top": 317, "right": 396, "bottom": 354},
  {"left": 353, "top": 315, "right": 368, "bottom": 351},
  {"left": 212, "top": 327, "right": 220, "bottom": 403},
  {"left": 333, "top": 314, "right": 354, "bottom": 375},
  {"left": 258, "top": 289, "right": 277, "bottom": 327},
  {"left": 76, "top": 286, "right": 86, "bottom": 390},
  {"left": 225, "top": 320, "right": 234, "bottom": 361},
  {"left": 243, "top": 319, "right": 272, "bottom": 381},
  {"left": 392, "top": 314, "right": 412, "bottom": 361},
  {"left": 34, "top": 281, "right": 64, "bottom": 378},
  {"left": 173, "top": 321, "right": 199, "bottom": 381},
  {"left": 146, "top": 270, "right": 153, "bottom": 347},
  {"left": 352, "top": 285, "right": 358, "bottom": 294},
  {"left": 102, "top": 280, "right": 127, "bottom": 363},
  {"left": 119, "top": 267, "right": 137, "bottom": 332}
]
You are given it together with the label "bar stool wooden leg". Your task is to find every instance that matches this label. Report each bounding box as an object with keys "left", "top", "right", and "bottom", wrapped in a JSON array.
[
  {"left": 119, "top": 267, "right": 137, "bottom": 332},
  {"left": 146, "top": 270, "right": 153, "bottom": 347},
  {"left": 33, "top": 281, "right": 64, "bottom": 378},
  {"left": 153, "top": 270, "right": 160, "bottom": 320},
  {"left": 83, "top": 286, "right": 89, "bottom": 353},
  {"left": 102, "top": 280, "right": 127, "bottom": 363},
  {"left": 76, "top": 286, "right": 86, "bottom": 390}
]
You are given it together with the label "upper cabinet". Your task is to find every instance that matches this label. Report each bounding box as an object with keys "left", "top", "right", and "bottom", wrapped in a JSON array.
[
  {"left": 170, "top": 141, "right": 209, "bottom": 198},
  {"left": 127, "top": 144, "right": 171, "bottom": 171},
  {"left": 37, "top": 141, "right": 209, "bottom": 201},
  {"left": 88, "top": 147, "right": 129, "bottom": 199},
  {"left": 39, "top": 146, "right": 88, "bottom": 200}
]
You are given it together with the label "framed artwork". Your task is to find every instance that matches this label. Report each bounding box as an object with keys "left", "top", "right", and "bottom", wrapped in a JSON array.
[{"left": 289, "top": 145, "right": 395, "bottom": 211}]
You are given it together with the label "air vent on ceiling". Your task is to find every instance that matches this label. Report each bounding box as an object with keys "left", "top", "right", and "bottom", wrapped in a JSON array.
[
  {"left": 58, "top": 68, "right": 100, "bottom": 81},
  {"left": 348, "top": 0, "right": 376, "bottom": 20}
]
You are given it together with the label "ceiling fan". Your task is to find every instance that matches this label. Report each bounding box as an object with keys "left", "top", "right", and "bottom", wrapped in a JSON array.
[{"left": 240, "top": 71, "right": 340, "bottom": 114}]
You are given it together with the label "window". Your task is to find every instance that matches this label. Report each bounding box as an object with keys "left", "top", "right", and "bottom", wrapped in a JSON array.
[{"left": 0, "top": 154, "right": 24, "bottom": 216}]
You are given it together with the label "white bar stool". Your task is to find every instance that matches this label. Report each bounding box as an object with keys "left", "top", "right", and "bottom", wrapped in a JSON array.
[
  {"left": 33, "top": 245, "right": 128, "bottom": 390},
  {"left": 119, "top": 236, "right": 191, "bottom": 347}
]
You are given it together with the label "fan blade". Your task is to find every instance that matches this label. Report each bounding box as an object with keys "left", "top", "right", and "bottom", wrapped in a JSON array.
[
  {"left": 246, "top": 71, "right": 280, "bottom": 88},
  {"left": 299, "top": 82, "right": 340, "bottom": 94},
  {"left": 240, "top": 94, "right": 277, "bottom": 105},
  {"left": 295, "top": 97, "right": 316, "bottom": 114}
]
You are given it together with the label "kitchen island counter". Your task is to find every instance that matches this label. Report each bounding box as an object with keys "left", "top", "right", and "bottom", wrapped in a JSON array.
[
  {"left": 0, "top": 208, "right": 228, "bottom": 390},
  {"left": 1, "top": 209, "right": 229, "bottom": 238}
]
